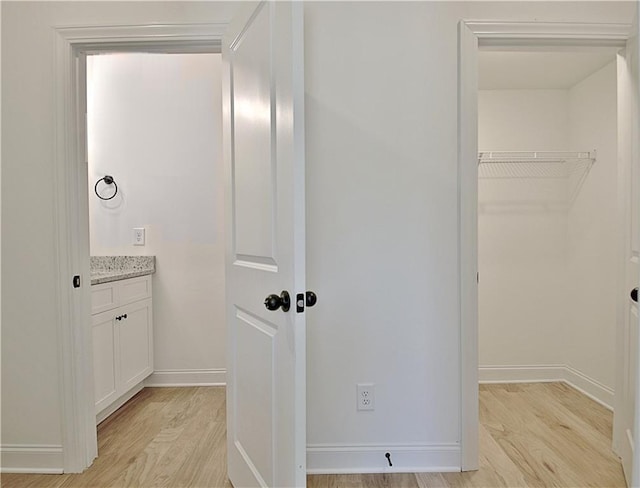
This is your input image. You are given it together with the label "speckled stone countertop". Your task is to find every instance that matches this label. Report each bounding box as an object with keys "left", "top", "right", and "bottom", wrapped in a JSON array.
[{"left": 90, "top": 256, "right": 156, "bottom": 285}]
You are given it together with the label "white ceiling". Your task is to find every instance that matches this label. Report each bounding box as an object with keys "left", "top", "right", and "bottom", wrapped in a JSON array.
[{"left": 478, "top": 51, "right": 617, "bottom": 90}]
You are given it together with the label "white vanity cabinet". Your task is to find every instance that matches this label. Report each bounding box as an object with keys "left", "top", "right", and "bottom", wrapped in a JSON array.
[{"left": 91, "top": 275, "right": 153, "bottom": 420}]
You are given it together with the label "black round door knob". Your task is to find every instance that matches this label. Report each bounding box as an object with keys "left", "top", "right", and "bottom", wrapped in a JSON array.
[
  {"left": 631, "top": 287, "right": 638, "bottom": 303},
  {"left": 306, "top": 291, "right": 317, "bottom": 307},
  {"left": 264, "top": 291, "right": 291, "bottom": 312}
]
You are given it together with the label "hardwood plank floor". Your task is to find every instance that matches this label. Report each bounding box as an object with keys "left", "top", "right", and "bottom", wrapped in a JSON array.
[{"left": 2, "top": 383, "right": 625, "bottom": 488}]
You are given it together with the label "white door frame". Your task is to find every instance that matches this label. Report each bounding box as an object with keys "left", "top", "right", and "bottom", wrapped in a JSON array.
[
  {"left": 53, "top": 23, "right": 227, "bottom": 472},
  {"left": 458, "top": 20, "right": 633, "bottom": 471}
]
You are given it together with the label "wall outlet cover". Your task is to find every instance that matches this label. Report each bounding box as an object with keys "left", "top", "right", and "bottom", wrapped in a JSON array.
[
  {"left": 133, "top": 227, "right": 145, "bottom": 246},
  {"left": 357, "top": 383, "right": 375, "bottom": 411}
]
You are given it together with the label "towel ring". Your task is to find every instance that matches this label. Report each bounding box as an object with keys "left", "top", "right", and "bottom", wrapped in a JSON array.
[{"left": 95, "top": 175, "right": 118, "bottom": 201}]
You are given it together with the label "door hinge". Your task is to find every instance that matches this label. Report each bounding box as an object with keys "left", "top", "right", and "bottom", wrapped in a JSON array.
[{"left": 73, "top": 275, "right": 81, "bottom": 288}]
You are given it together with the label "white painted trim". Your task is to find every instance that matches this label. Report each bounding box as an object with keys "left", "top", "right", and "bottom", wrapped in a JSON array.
[
  {"left": 53, "top": 23, "right": 226, "bottom": 473},
  {"left": 458, "top": 20, "right": 479, "bottom": 472},
  {"left": 564, "top": 365, "right": 615, "bottom": 411},
  {"left": 0, "top": 445, "right": 64, "bottom": 474},
  {"left": 458, "top": 19, "right": 633, "bottom": 475},
  {"left": 479, "top": 364, "right": 614, "bottom": 410},
  {"left": 54, "top": 27, "right": 96, "bottom": 474},
  {"left": 306, "top": 443, "right": 460, "bottom": 475},
  {"left": 145, "top": 369, "right": 227, "bottom": 387},
  {"left": 479, "top": 364, "right": 565, "bottom": 383},
  {"left": 52, "top": 23, "right": 227, "bottom": 52},
  {"left": 465, "top": 21, "right": 632, "bottom": 42}
]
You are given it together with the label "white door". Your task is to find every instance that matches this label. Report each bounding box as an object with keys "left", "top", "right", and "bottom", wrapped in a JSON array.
[
  {"left": 613, "top": 6, "right": 640, "bottom": 486},
  {"left": 223, "top": 2, "right": 307, "bottom": 487}
]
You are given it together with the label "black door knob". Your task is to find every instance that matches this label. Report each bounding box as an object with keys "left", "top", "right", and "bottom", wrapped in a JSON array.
[
  {"left": 306, "top": 291, "right": 317, "bottom": 307},
  {"left": 631, "top": 287, "right": 638, "bottom": 303},
  {"left": 264, "top": 291, "right": 291, "bottom": 312}
]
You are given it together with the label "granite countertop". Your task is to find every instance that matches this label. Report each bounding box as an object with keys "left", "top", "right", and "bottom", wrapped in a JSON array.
[{"left": 90, "top": 256, "right": 156, "bottom": 285}]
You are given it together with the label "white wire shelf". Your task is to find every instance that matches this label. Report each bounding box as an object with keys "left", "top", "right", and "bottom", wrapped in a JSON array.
[
  {"left": 478, "top": 151, "right": 596, "bottom": 179},
  {"left": 477, "top": 150, "right": 596, "bottom": 205}
]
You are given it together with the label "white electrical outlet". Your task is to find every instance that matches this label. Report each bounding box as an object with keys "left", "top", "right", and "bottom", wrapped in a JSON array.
[
  {"left": 133, "top": 227, "right": 145, "bottom": 246},
  {"left": 357, "top": 383, "right": 375, "bottom": 411}
]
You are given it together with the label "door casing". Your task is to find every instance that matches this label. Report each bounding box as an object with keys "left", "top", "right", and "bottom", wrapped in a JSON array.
[
  {"left": 53, "top": 23, "right": 226, "bottom": 472},
  {"left": 458, "top": 20, "right": 635, "bottom": 472}
]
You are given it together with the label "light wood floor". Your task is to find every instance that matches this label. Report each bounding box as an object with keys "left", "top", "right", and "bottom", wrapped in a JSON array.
[{"left": 2, "top": 383, "right": 626, "bottom": 488}]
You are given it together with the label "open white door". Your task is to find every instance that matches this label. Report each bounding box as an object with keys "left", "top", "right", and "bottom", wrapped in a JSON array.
[
  {"left": 222, "top": 2, "right": 307, "bottom": 487},
  {"left": 614, "top": 4, "right": 640, "bottom": 486}
]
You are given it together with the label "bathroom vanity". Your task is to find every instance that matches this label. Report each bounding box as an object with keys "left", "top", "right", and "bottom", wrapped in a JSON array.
[{"left": 90, "top": 257, "right": 155, "bottom": 424}]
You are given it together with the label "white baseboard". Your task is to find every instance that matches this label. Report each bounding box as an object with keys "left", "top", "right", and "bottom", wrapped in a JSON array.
[
  {"left": 479, "top": 364, "right": 566, "bottom": 383},
  {"left": 144, "top": 368, "right": 226, "bottom": 387},
  {"left": 306, "top": 443, "right": 460, "bottom": 474},
  {"left": 479, "top": 364, "right": 613, "bottom": 410},
  {"left": 0, "top": 445, "right": 63, "bottom": 474},
  {"left": 563, "top": 365, "right": 614, "bottom": 410}
]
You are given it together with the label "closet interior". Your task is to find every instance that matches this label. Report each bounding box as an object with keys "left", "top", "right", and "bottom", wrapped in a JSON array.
[{"left": 477, "top": 49, "right": 620, "bottom": 408}]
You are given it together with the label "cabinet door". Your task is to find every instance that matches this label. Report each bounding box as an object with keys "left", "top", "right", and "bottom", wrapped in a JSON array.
[
  {"left": 119, "top": 275, "right": 152, "bottom": 307},
  {"left": 118, "top": 298, "right": 153, "bottom": 391},
  {"left": 92, "top": 310, "right": 118, "bottom": 413}
]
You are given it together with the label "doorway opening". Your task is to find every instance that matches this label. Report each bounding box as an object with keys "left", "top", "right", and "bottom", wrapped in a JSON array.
[
  {"left": 86, "top": 51, "right": 226, "bottom": 424},
  {"left": 458, "top": 19, "right": 638, "bottom": 486},
  {"left": 476, "top": 46, "right": 626, "bottom": 484},
  {"left": 51, "top": 23, "right": 227, "bottom": 472}
]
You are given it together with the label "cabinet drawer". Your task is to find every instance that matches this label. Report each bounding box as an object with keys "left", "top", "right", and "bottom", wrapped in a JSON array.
[
  {"left": 91, "top": 282, "right": 119, "bottom": 315},
  {"left": 120, "top": 276, "right": 152, "bottom": 306},
  {"left": 91, "top": 275, "right": 152, "bottom": 314}
]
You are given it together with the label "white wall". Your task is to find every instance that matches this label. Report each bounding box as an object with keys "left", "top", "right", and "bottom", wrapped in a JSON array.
[
  {"left": 566, "top": 61, "right": 619, "bottom": 392},
  {"left": 479, "top": 91, "right": 569, "bottom": 150},
  {"left": 87, "top": 53, "right": 225, "bottom": 384},
  {"left": 1, "top": 0, "right": 634, "bottom": 474},
  {"left": 477, "top": 62, "right": 619, "bottom": 406},
  {"left": 305, "top": 2, "right": 467, "bottom": 469},
  {"left": 478, "top": 90, "right": 570, "bottom": 369}
]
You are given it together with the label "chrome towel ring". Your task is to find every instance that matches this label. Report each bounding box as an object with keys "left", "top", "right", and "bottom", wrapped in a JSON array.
[{"left": 95, "top": 175, "right": 118, "bottom": 201}]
